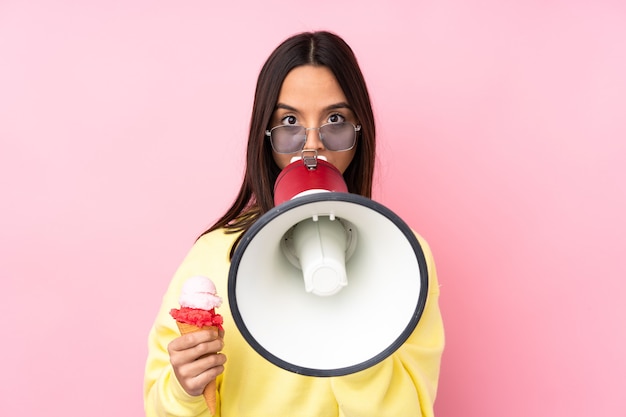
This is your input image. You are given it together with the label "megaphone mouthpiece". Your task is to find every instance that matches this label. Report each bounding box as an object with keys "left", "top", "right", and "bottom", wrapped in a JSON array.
[{"left": 274, "top": 158, "right": 348, "bottom": 206}]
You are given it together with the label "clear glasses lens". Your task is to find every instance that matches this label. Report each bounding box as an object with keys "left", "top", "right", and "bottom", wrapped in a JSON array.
[{"left": 268, "top": 122, "right": 359, "bottom": 154}]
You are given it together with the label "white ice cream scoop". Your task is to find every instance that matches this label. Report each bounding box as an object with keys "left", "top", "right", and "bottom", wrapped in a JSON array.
[{"left": 179, "top": 276, "right": 222, "bottom": 310}]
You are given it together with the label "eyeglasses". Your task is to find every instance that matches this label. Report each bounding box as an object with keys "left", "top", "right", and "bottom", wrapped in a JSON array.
[{"left": 265, "top": 122, "right": 361, "bottom": 154}]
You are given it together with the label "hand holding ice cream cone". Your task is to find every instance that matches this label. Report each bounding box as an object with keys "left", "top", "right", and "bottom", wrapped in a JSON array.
[{"left": 170, "top": 276, "right": 224, "bottom": 415}]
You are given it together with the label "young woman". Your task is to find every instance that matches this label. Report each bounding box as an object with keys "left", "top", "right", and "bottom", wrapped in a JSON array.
[{"left": 144, "top": 31, "right": 444, "bottom": 417}]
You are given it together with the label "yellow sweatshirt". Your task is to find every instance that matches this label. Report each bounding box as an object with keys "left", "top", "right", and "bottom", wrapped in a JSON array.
[{"left": 144, "top": 228, "right": 444, "bottom": 417}]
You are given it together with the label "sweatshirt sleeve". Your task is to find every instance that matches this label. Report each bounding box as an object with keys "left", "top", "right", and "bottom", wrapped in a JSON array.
[
  {"left": 144, "top": 320, "right": 209, "bottom": 417},
  {"left": 329, "top": 235, "right": 445, "bottom": 417},
  {"left": 144, "top": 239, "right": 215, "bottom": 417}
]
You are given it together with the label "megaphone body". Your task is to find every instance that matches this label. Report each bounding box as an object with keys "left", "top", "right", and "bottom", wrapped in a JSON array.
[{"left": 228, "top": 157, "right": 428, "bottom": 376}]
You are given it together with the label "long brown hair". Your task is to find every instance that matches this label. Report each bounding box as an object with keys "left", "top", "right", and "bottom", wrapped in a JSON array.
[{"left": 201, "top": 31, "right": 376, "bottom": 257}]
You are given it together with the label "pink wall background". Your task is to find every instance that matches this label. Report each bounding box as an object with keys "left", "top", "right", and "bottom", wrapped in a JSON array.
[{"left": 1, "top": 1, "right": 625, "bottom": 415}]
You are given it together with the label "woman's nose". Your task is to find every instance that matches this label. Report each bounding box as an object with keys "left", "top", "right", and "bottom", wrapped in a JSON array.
[{"left": 303, "top": 127, "right": 325, "bottom": 150}]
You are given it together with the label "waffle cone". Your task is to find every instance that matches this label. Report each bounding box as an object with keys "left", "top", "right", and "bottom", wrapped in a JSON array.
[{"left": 176, "top": 321, "right": 220, "bottom": 415}]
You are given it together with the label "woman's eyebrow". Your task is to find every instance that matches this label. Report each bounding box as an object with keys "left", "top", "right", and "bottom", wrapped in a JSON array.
[
  {"left": 324, "top": 102, "right": 352, "bottom": 111},
  {"left": 275, "top": 103, "right": 298, "bottom": 112},
  {"left": 274, "top": 102, "right": 352, "bottom": 112}
]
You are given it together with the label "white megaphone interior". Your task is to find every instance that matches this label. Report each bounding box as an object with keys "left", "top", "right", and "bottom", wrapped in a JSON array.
[
  {"left": 280, "top": 194, "right": 357, "bottom": 297},
  {"left": 279, "top": 155, "right": 357, "bottom": 297},
  {"left": 234, "top": 191, "right": 423, "bottom": 372}
]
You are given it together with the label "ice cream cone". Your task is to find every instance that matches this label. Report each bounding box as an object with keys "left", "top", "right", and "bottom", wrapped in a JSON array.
[{"left": 176, "top": 321, "right": 220, "bottom": 415}]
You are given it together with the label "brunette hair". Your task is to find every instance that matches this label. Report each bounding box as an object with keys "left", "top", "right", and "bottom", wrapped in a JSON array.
[{"left": 201, "top": 31, "right": 376, "bottom": 257}]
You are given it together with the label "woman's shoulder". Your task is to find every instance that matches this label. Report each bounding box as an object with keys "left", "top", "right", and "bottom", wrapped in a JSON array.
[
  {"left": 188, "top": 228, "right": 239, "bottom": 261},
  {"left": 195, "top": 227, "right": 239, "bottom": 246},
  {"left": 169, "top": 228, "right": 240, "bottom": 292}
]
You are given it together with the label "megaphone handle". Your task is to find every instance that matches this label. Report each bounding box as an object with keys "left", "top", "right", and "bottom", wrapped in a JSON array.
[{"left": 301, "top": 149, "right": 318, "bottom": 170}]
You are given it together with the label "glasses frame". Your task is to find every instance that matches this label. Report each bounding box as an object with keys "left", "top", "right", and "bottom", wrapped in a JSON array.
[{"left": 265, "top": 122, "right": 361, "bottom": 154}]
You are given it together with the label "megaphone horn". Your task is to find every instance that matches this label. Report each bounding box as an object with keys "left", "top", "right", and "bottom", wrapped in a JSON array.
[{"left": 228, "top": 155, "right": 428, "bottom": 376}]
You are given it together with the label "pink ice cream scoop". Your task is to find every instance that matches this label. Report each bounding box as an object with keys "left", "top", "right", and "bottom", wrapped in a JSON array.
[
  {"left": 170, "top": 276, "right": 223, "bottom": 330},
  {"left": 179, "top": 275, "right": 223, "bottom": 310}
]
